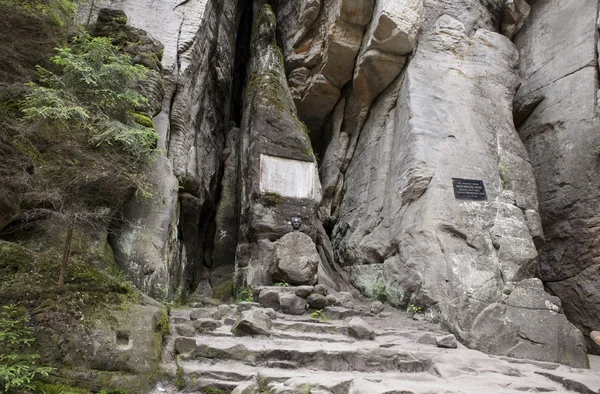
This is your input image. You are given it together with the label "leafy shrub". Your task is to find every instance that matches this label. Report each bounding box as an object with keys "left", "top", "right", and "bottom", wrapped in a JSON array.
[
  {"left": 406, "top": 304, "right": 422, "bottom": 315},
  {"left": 21, "top": 34, "right": 157, "bottom": 161},
  {"left": 235, "top": 286, "right": 254, "bottom": 303},
  {"left": 309, "top": 309, "right": 327, "bottom": 321},
  {"left": 372, "top": 280, "right": 387, "bottom": 303},
  {"left": 0, "top": 304, "right": 55, "bottom": 393}
]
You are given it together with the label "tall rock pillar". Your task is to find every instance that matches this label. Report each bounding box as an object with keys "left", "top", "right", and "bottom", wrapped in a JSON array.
[{"left": 235, "top": 3, "right": 323, "bottom": 287}]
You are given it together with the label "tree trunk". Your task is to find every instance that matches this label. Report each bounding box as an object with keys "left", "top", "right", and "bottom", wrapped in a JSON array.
[{"left": 57, "top": 223, "right": 74, "bottom": 289}]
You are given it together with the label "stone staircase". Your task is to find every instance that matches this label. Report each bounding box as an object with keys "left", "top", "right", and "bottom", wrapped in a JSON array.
[{"left": 152, "top": 287, "right": 600, "bottom": 394}]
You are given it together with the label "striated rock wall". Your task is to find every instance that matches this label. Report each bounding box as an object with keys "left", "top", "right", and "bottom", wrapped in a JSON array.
[
  {"left": 514, "top": 0, "right": 600, "bottom": 354},
  {"left": 79, "top": 0, "right": 240, "bottom": 299},
  {"left": 235, "top": 3, "right": 322, "bottom": 287}
]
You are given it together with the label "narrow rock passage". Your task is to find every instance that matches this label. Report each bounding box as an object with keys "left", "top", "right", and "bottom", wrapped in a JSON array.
[{"left": 152, "top": 287, "right": 600, "bottom": 394}]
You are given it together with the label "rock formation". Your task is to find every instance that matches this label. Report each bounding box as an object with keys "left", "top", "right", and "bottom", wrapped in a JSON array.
[
  {"left": 513, "top": 0, "right": 600, "bottom": 355},
  {"left": 73, "top": 0, "right": 600, "bottom": 367}
]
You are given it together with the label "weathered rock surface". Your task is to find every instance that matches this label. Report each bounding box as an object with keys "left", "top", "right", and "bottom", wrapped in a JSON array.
[
  {"left": 280, "top": 294, "right": 307, "bottom": 315},
  {"left": 348, "top": 317, "right": 374, "bottom": 340},
  {"left": 329, "top": 6, "right": 586, "bottom": 366},
  {"left": 232, "top": 309, "right": 273, "bottom": 336},
  {"left": 155, "top": 303, "right": 600, "bottom": 394},
  {"left": 269, "top": 232, "right": 320, "bottom": 285},
  {"left": 234, "top": 4, "right": 323, "bottom": 288},
  {"left": 513, "top": 0, "right": 600, "bottom": 354}
]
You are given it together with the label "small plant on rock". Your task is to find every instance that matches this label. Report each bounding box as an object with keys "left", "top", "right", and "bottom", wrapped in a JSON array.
[
  {"left": 406, "top": 304, "right": 422, "bottom": 316},
  {"left": 372, "top": 279, "right": 387, "bottom": 303},
  {"left": 235, "top": 286, "right": 255, "bottom": 303},
  {"left": 0, "top": 304, "right": 55, "bottom": 393},
  {"left": 274, "top": 281, "right": 289, "bottom": 287},
  {"left": 310, "top": 309, "right": 326, "bottom": 321}
]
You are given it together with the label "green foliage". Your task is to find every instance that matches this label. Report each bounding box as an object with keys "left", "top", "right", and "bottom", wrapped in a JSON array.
[
  {"left": 21, "top": 34, "right": 157, "bottom": 161},
  {"left": 309, "top": 309, "right": 327, "bottom": 321},
  {"left": 235, "top": 286, "right": 255, "bottom": 303},
  {"left": 98, "top": 389, "right": 135, "bottom": 394},
  {"left": 33, "top": 382, "right": 90, "bottom": 394},
  {"left": 372, "top": 280, "right": 387, "bottom": 303},
  {"left": 406, "top": 304, "right": 422, "bottom": 315},
  {"left": 175, "top": 367, "right": 185, "bottom": 390},
  {"left": 0, "top": 304, "right": 55, "bottom": 393},
  {"left": 274, "top": 281, "right": 289, "bottom": 287},
  {"left": 202, "top": 388, "right": 231, "bottom": 394},
  {"left": 0, "top": 0, "right": 76, "bottom": 27}
]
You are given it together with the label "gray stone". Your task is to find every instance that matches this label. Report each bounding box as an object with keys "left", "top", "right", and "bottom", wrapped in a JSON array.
[
  {"left": 269, "top": 232, "right": 321, "bottom": 286},
  {"left": 436, "top": 334, "right": 458, "bottom": 349},
  {"left": 334, "top": 292, "right": 355, "bottom": 310},
  {"left": 324, "top": 307, "right": 357, "bottom": 320},
  {"left": 295, "top": 285, "right": 315, "bottom": 298},
  {"left": 232, "top": 310, "right": 272, "bottom": 336},
  {"left": 306, "top": 293, "right": 327, "bottom": 309},
  {"left": 232, "top": 381, "right": 259, "bottom": 394},
  {"left": 325, "top": 294, "right": 337, "bottom": 306},
  {"left": 592, "top": 331, "right": 600, "bottom": 347},
  {"left": 280, "top": 294, "right": 307, "bottom": 316},
  {"left": 174, "top": 337, "right": 196, "bottom": 354},
  {"left": 237, "top": 302, "right": 261, "bottom": 312},
  {"left": 224, "top": 317, "right": 236, "bottom": 326},
  {"left": 500, "top": 0, "right": 530, "bottom": 40},
  {"left": 416, "top": 333, "right": 437, "bottom": 346},
  {"left": 262, "top": 308, "right": 278, "bottom": 320},
  {"left": 348, "top": 317, "right": 374, "bottom": 340},
  {"left": 174, "top": 323, "right": 195, "bottom": 337},
  {"left": 190, "top": 308, "right": 221, "bottom": 321},
  {"left": 258, "top": 289, "right": 281, "bottom": 311},
  {"left": 314, "top": 284, "right": 329, "bottom": 296},
  {"left": 370, "top": 301, "right": 384, "bottom": 315},
  {"left": 192, "top": 319, "right": 221, "bottom": 333},
  {"left": 218, "top": 304, "right": 234, "bottom": 318}
]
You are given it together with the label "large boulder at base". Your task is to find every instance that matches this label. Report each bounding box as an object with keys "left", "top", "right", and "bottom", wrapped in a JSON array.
[
  {"left": 280, "top": 294, "right": 307, "bottom": 315},
  {"left": 269, "top": 232, "right": 320, "bottom": 285},
  {"left": 232, "top": 310, "right": 273, "bottom": 336}
]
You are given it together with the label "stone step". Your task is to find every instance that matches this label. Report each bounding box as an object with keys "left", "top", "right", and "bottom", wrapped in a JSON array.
[
  {"left": 178, "top": 335, "right": 435, "bottom": 373},
  {"left": 272, "top": 319, "right": 349, "bottom": 336},
  {"left": 178, "top": 359, "right": 574, "bottom": 394}
]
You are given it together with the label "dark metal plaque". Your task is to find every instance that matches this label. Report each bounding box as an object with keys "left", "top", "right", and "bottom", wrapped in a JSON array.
[{"left": 452, "top": 178, "right": 487, "bottom": 201}]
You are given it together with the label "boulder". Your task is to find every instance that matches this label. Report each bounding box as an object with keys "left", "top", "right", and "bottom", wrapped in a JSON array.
[
  {"left": 591, "top": 331, "right": 600, "bottom": 347},
  {"left": 325, "top": 294, "right": 337, "bottom": 306},
  {"left": 280, "top": 294, "right": 307, "bottom": 315},
  {"left": 370, "top": 301, "right": 384, "bottom": 314},
  {"left": 258, "top": 289, "right": 281, "bottom": 310},
  {"left": 348, "top": 317, "right": 375, "bottom": 340},
  {"left": 190, "top": 307, "right": 221, "bottom": 321},
  {"left": 296, "top": 285, "right": 315, "bottom": 298},
  {"left": 324, "top": 307, "right": 358, "bottom": 320},
  {"left": 334, "top": 292, "right": 355, "bottom": 309},
  {"left": 436, "top": 334, "right": 458, "bottom": 349},
  {"left": 306, "top": 294, "right": 327, "bottom": 309},
  {"left": 232, "top": 310, "right": 272, "bottom": 336},
  {"left": 270, "top": 232, "right": 320, "bottom": 285},
  {"left": 174, "top": 337, "right": 196, "bottom": 354},
  {"left": 192, "top": 319, "right": 221, "bottom": 333},
  {"left": 232, "top": 381, "right": 259, "bottom": 394}
]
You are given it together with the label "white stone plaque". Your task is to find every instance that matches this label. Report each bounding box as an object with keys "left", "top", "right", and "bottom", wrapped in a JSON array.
[{"left": 259, "top": 154, "right": 316, "bottom": 199}]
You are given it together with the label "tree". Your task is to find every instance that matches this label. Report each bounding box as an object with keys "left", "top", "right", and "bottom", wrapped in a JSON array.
[{"left": 14, "top": 33, "right": 157, "bottom": 288}]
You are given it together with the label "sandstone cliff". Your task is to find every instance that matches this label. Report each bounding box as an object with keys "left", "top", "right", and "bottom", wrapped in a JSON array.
[{"left": 61, "top": 0, "right": 600, "bottom": 367}]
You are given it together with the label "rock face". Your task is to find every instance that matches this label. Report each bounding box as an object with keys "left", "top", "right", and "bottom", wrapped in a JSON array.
[
  {"left": 74, "top": 0, "right": 598, "bottom": 368},
  {"left": 234, "top": 3, "right": 323, "bottom": 287},
  {"left": 326, "top": 1, "right": 586, "bottom": 366},
  {"left": 513, "top": 0, "right": 600, "bottom": 354}
]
